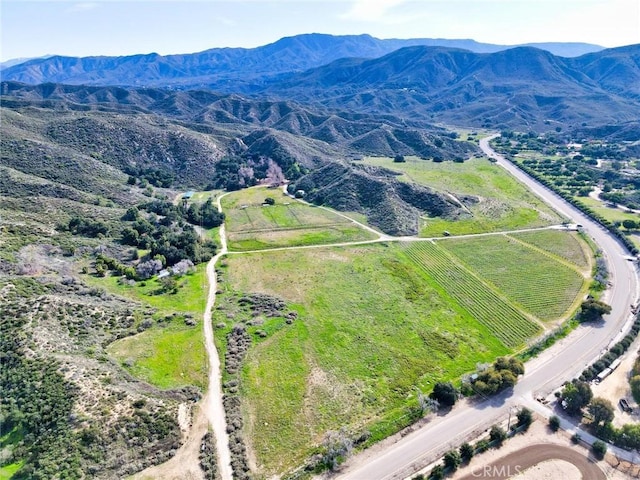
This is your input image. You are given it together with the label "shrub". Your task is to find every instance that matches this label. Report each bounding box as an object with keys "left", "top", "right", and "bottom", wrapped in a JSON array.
[
  {"left": 592, "top": 440, "right": 607, "bottom": 459},
  {"left": 549, "top": 415, "right": 561, "bottom": 432},
  {"left": 459, "top": 442, "right": 474, "bottom": 461},
  {"left": 429, "top": 464, "right": 444, "bottom": 480},
  {"left": 489, "top": 425, "right": 507, "bottom": 446},
  {"left": 516, "top": 407, "right": 533, "bottom": 431},
  {"left": 571, "top": 433, "right": 581, "bottom": 444},
  {"left": 431, "top": 382, "right": 458, "bottom": 407},
  {"left": 443, "top": 450, "right": 461, "bottom": 471}
]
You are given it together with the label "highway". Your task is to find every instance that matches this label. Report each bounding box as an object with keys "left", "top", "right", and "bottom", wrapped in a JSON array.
[{"left": 334, "top": 135, "right": 640, "bottom": 480}]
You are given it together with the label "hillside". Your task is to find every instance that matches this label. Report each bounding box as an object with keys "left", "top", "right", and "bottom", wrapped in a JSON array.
[
  {"left": 258, "top": 44, "right": 640, "bottom": 130},
  {"left": 0, "top": 33, "right": 602, "bottom": 88}
]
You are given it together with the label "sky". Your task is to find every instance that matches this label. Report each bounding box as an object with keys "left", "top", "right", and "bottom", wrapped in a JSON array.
[{"left": 1, "top": 0, "right": 639, "bottom": 62}]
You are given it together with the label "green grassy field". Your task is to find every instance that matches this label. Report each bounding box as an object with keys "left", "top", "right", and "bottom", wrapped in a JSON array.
[
  {"left": 87, "top": 267, "right": 209, "bottom": 389},
  {"left": 214, "top": 228, "right": 592, "bottom": 476},
  {"left": 107, "top": 319, "right": 207, "bottom": 389},
  {"left": 221, "top": 187, "right": 377, "bottom": 250},
  {"left": 363, "top": 156, "right": 563, "bottom": 236},
  {"left": 217, "top": 244, "right": 512, "bottom": 475},
  {"left": 441, "top": 234, "right": 588, "bottom": 321}
]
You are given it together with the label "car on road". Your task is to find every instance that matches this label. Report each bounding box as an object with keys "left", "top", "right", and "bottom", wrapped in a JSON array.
[{"left": 620, "top": 398, "right": 633, "bottom": 413}]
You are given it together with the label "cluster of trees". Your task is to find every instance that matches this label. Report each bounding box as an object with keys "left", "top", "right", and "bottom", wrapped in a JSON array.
[
  {"left": 559, "top": 375, "right": 640, "bottom": 452},
  {"left": 207, "top": 154, "right": 300, "bottom": 192},
  {"left": 125, "top": 166, "right": 175, "bottom": 188},
  {"left": 120, "top": 201, "right": 218, "bottom": 267},
  {"left": 508, "top": 156, "right": 640, "bottom": 256},
  {"left": 468, "top": 357, "right": 525, "bottom": 397},
  {"left": 577, "top": 299, "right": 612, "bottom": 322},
  {"left": 65, "top": 216, "right": 109, "bottom": 237},
  {"left": 1, "top": 302, "right": 83, "bottom": 479}
]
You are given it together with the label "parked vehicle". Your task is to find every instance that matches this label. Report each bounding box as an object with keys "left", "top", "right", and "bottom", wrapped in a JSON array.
[{"left": 619, "top": 398, "right": 633, "bottom": 413}]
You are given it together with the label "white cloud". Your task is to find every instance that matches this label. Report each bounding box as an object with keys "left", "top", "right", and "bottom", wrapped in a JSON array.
[{"left": 339, "top": 0, "right": 409, "bottom": 22}]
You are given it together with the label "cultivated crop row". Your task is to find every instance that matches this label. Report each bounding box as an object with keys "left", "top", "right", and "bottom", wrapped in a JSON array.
[
  {"left": 510, "top": 230, "right": 590, "bottom": 271},
  {"left": 406, "top": 242, "right": 540, "bottom": 348},
  {"left": 443, "top": 236, "right": 585, "bottom": 321}
]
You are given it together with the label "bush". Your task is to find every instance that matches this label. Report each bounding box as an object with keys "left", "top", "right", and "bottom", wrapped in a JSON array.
[
  {"left": 459, "top": 442, "right": 474, "bottom": 461},
  {"left": 516, "top": 407, "right": 533, "bottom": 431},
  {"left": 431, "top": 382, "right": 458, "bottom": 407},
  {"left": 443, "top": 450, "right": 461, "bottom": 471},
  {"left": 592, "top": 440, "right": 607, "bottom": 459},
  {"left": 571, "top": 433, "right": 581, "bottom": 444},
  {"left": 429, "top": 464, "right": 444, "bottom": 480},
  {"left": 549, "top": 415, "right": 561, "bottom": 432},
  {"left": 489, "top": 425, "right": 507, "bottom": 446}
]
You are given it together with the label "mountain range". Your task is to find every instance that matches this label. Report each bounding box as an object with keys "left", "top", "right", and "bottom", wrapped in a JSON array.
[
  {"left": 1, "top": 33, "right": 603, "bottom": 89},
  {"left": 3, "top": 34, "right": 638, "bottom": 130}
]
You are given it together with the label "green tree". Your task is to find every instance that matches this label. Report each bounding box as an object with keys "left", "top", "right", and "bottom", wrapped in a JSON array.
[
  {"left": 429, "top": 464, "right": 444, "bottom": 480},
  {"left": 549, "top": 415, "right": 561, "bottom": 432},
  {"left": 443, "top": 450, "right": 461, "bottom": 471},
  {"left": 264, "top": 197, "right": 276, "bottom": 205},
  {"left": 459, "top": 442, "right": 474, "bottom": 461},
  {"left": 393, "top": 154, "right": 406, "bottom": 163},
  {"left": 562, "top": 381, "right": 593, "bottom": 415},
  {"left": 623, "top": 219, "right": 637, "bottom": 230},
  {"left": 578, "top": 299, "right": 612, "bottom": 322},
  {"left": 588, "top": 398, "right": 614, "bottom": 426},
  {"left": 431, "top": 382, "right": 458, "bottom": 407},
  {"left": 591, "top": 440, "right": 607, "bottom": 460},
  {"left": 489, "top": 425, "right": 507, "bottom": 446},
  {"left": 516, "top": 407, "right": 534, "bottom": 431},
  {"left": 630, "top": 375, "right": 640, "bottom": 403}
]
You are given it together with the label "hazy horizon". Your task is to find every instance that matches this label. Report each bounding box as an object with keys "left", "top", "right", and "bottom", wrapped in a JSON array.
[{"left": 2, "top": 0, "right": 639, "bottom": 62}]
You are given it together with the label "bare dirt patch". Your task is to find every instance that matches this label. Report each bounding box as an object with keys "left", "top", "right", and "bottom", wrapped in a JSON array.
[
  {"left": 591, "top": 335, "right": 640, "bottom": 427},
  {"left": 447, "top": 417, "right": 628, "bottom": 480}
]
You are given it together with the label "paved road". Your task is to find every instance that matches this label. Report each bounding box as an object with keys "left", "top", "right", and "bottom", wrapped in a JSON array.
[{"left": 334, "top": 135, "right": 640, "bottom": 480}]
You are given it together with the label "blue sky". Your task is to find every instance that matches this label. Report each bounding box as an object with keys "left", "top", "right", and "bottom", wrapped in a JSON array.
[{"left": 1, "top": 0, "right": 639, "bottom": 61}]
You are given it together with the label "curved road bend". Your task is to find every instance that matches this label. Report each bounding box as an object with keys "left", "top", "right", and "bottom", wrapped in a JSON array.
[
  {"left": 334, "top": 135, "right": 640, "bottom": 480},
  {"left": 202, "top": 192, "right": 233, "bottom": 480}
]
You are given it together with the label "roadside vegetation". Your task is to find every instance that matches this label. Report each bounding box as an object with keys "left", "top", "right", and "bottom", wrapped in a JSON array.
[{"left": 492, "top": 130, "right": 640, "bottom": 255}]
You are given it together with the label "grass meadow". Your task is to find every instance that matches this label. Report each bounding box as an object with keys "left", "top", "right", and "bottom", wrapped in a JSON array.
[
  {"left": 221, "top": 187, "right": 377, "bottom": 250},
  {"left": 89, "top": 266, "right": 209, "bottom": 389},
  {"left": 215, "top": 229, "right": 592, "bottom": 476},
  {"left": 362, "top": 156, "right": 563, "bottom": 236},
  {"left": 217, "top": 244, "right": 509, "bottom": 475}
]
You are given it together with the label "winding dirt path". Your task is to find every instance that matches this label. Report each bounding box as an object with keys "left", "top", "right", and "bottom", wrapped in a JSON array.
[
  {"left": 202, "top": 193, "right": 232, "bottom": 480},
  {"left": 457, "top": 444, "right": 606, "bottom": 480}
]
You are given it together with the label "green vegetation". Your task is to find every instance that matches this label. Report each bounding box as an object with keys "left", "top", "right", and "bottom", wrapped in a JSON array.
[
  {"left": 467, "top": 357, "right": 524, "bottom": 396},
  {"left": 363, "top": 156, "right": 562, "bottom": 236},
  {"left": 492, "top": 131, "right": 640, "bottom": 255},
  {"left": 222, "top": 187, "right": 376, "bottom": 250},
  {"left": 86, "top": 266, "right": 208, "bottom": 389},
  {"left": 216, "top": 244, "right": 508, "bottom": 476},
  {"left": 442, "top": 234, "right": 588, "bottom": 321},
  {"left": 404, "top": 241, "right": 540, "bottom": 348},
  {"left": 107, "top": 319, "right": 207, "bottom": 389},
  {"left": 510, "top": 230, "right": 591, "bottom": 271}
]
